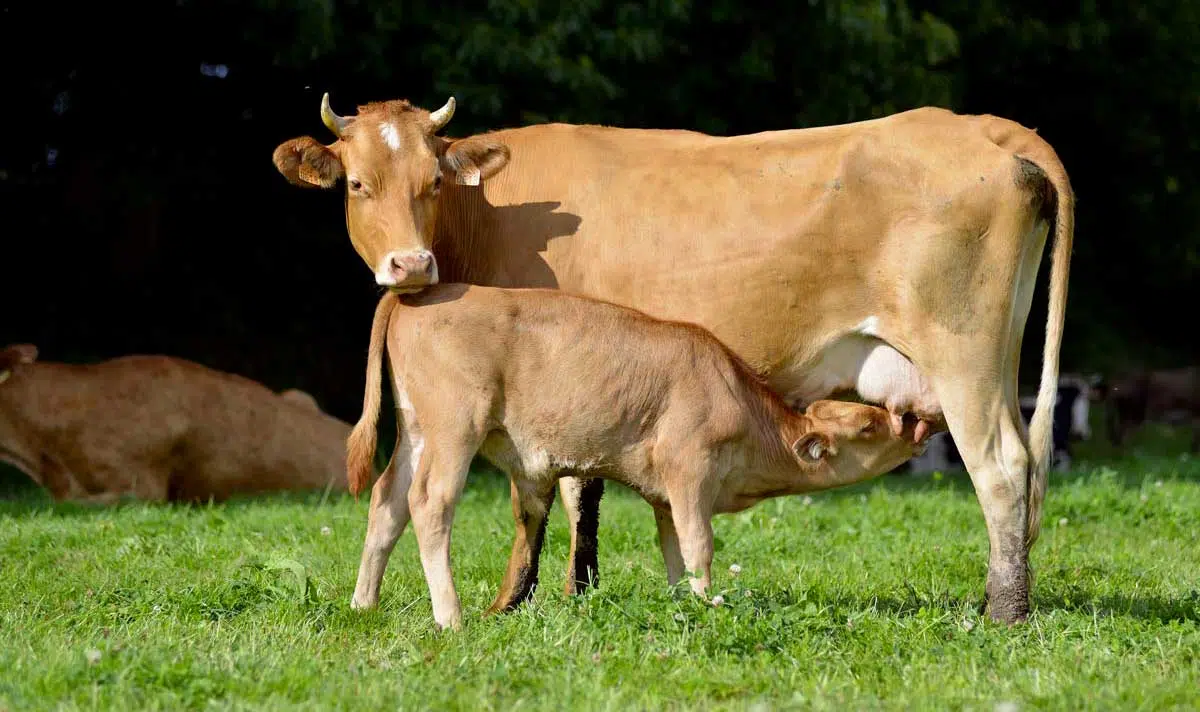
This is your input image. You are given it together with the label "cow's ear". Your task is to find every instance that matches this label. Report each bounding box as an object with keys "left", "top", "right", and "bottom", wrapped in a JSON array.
[
  {"left": 0, "top": 344, "right": 37, "bottom": 383},
  {"left": 791, "top": 432, "right": 832, "bottom": 463},
  {"left": 272, "top": 137, "right": 344, "bottom": 189},
  {"left": 440, "top": 137, "right": 510, "bottom": 186}
]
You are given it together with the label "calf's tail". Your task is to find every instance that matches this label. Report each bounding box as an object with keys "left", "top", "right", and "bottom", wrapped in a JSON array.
[{"left": 347, "top": 291, "right": 401, "bottom": 497}]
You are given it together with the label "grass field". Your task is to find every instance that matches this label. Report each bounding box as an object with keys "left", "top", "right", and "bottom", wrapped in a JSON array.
[{"left": 2, "top": 432, "right": 1198, "bottom": 710}]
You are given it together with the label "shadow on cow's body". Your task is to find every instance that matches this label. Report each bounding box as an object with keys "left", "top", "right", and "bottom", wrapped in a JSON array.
[{"left": 273, "top": 95, "right": 1075, "bottom": 624}]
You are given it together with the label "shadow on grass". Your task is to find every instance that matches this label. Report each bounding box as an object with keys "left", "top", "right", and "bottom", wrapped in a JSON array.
[{"left": 708, "top": 581, "right": 1200, "bottom": 626}]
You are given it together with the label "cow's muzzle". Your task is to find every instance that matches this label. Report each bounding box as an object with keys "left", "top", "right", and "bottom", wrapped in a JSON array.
[{"left": 375, "top": 249, "right": 438, "bottom": 290}]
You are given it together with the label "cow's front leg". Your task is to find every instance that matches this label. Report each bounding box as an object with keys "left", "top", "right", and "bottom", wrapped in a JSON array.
[
  {"left": 558, "top": 474, "right": 603, "bottom": 595},
  {"left": 485, "top": 477, "right": 556, "bottom": 616}
]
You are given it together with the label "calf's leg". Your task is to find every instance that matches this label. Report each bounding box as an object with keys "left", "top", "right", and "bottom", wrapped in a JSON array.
[
  {"left": 665, "top": 487, "right": 714, "bottom": 597},
  {"left": 654, "top": 507, "right": 685, "bottom": 586},
  {"left": 485, "top": 477, "right": 556, "bottom": 616},
  {"left": 408, "top": 444, "right": 474, "bottom": 631},
  {"left": 351, "top": 434, "right": 417, "bottom": 610}
]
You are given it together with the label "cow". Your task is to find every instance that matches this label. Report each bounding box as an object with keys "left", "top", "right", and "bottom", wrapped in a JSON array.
[
  {"left": 344, "top": 286, "right": 924, "bottom": 630},
  {"left": 271, "top": 93, "right": 1075, "bottom": 623},
  {"left": 0, "top": 344, "right": 351, "bottom": 503},
  {"left": 906, "top": 373, "right": 1099, "bottom": 473},
  {"left": 1099, "top": 366, "right": 1200, "bottom": 452}
]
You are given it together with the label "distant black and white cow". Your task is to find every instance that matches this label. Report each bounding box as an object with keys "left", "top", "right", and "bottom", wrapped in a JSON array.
[
  {"left": 1098, "top": 365, "right": 1200, "bottom": 452},
  {"left": 905, "top": 374, "right": 1099, "bottom": 474}
]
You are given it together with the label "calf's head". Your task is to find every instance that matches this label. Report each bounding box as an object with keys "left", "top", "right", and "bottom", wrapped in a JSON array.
[
  {"left": 793, "top": 400, "right": 921, "bottom": 478},
  {"left": 272, "top": 94, "right": 510, "bottom": 291}
]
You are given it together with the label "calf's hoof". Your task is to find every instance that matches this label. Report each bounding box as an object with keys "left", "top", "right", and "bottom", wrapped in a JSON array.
[
  {"left": 349, "top": 593, "right": 379, "bottom": 611},
  {"left": 433, "top": 613, "right": 463, "bottom": 632}
]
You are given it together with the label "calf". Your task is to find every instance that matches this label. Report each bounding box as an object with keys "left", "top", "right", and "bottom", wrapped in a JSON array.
[
  {"left": 905, "top": 373, "right": 1099, "bottom": 473},
  {"left": 0, "top": 344, "right": 352, "bottom": 503},
  {"left": 345, "top": 285, "right": 925, "bottom": 630},
  {"left": 1100, "top": 366, "right": 1200, "bottom": 452}
]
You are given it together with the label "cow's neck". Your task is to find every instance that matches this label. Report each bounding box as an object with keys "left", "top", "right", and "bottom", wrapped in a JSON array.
[{"left": 434, "top": 192, "right": 504, "bottom": 286}]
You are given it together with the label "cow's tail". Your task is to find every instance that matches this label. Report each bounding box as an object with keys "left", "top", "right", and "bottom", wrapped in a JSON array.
[
  {"left": 347, "top": 291, "right": 401, "bottom": 498},
  {"left": 1021, "top": 140, "right": 1076, "bottom": 550}
]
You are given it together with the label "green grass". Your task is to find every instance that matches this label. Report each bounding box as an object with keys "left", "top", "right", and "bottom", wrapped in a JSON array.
[{"left": 1, "top": 446, "right": 1198, "bottom": 711}]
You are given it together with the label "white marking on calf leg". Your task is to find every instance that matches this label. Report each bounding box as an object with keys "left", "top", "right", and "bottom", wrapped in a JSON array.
[{"left": 379, "top": 122, "right": 401, "bottom": 151}]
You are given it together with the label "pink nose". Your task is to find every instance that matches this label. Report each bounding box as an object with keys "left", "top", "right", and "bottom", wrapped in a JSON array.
[{"left": 387, "top": 250, "right": 435, "bottom": 283}]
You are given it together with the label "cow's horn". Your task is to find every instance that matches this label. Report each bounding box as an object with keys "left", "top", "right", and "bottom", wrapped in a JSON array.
[
  {"left": 320, "top": 92, "right": 350, "bottom": 137},
  {"left": 428, "top": 96, "right": 456, "bottom": 133}
]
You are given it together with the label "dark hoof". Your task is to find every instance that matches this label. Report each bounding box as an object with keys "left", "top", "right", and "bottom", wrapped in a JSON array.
[{"left": 982, "top": 590, "right": 1030, "bottom": 625}]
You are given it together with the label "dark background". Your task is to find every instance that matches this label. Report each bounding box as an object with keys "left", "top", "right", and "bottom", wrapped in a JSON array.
[{"left": 2, "top": 0, "right": 1196, "bottom": 426}]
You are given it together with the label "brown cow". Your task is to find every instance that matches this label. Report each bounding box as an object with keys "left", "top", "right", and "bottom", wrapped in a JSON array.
[
  {"left": 345, "top": 286, "right": 924, "bottom": 630},
  {"left": 1101, "top": 366, "right": 1200, "bottom": 452},
  {"left": 272, "top": 94, "right": 1075, "bottom": 623},
  {"left": 0, "top": 344, "right": 351, "bottom": 503}
]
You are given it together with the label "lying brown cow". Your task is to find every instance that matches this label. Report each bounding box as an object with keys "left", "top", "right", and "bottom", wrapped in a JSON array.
[
  {"left": 0, "top": 344, "right": 351, "bottom": 503},
  {"left": 345, "top": 286, "right": 922, "bottom": 630},
  {"left": 1100, "top": 366, "right": 1200, "bottom": 452}
]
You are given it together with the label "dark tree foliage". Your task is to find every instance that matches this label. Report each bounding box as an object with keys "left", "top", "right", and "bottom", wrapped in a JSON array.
[{"left": 0, "top": 0, "right": 1193, "bottom": 423}]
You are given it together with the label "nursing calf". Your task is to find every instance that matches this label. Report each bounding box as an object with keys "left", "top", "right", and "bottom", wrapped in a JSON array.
[
  {"left": 345, "top": 286, "right": 924, "bottom": 630},
  {"left": 0, "top": 344, "right": 351, "bottom": 503}
]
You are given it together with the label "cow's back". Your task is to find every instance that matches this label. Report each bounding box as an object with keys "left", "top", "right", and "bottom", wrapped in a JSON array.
[{"left": 436, "top": 107, "right": 1047, "bottom": 389}]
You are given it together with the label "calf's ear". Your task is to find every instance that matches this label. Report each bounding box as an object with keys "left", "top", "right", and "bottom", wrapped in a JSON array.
[
  {"left": 791, "top": 432, "right": 833, "bottom": 463},
  {"left": 440, "top": 137, "right": 511, "bottom": 186},
  {"left": 272, "top": 137, "right": 345, "bottom": 189}
]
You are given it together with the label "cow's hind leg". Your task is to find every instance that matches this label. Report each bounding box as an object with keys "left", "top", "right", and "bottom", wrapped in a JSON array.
[
  {"left": 558, "top": 474, "right": 604, "bottom": 595},
  {"left": 351, "top": 434, "right": 417, "bottom": 610},
  {"left": 485, "top": 476, "right": 557, "bottom": 616}
]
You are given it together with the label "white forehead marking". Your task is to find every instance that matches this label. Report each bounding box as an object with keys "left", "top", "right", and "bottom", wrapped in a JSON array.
[{"left": 379, "top": 122, "right": 401, "bottom": 151}]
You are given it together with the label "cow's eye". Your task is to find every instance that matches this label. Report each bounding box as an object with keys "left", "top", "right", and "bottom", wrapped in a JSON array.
[
  {"left": 349, "top": 178, "right": 363, "bottom": 192},
  {"left": 432, "top": 173, "right": 443, "bottom": 193}
]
